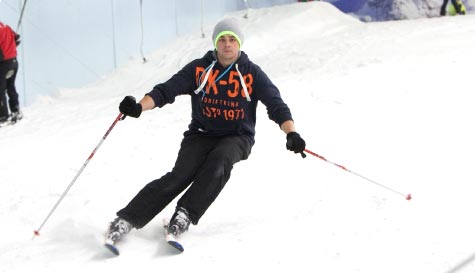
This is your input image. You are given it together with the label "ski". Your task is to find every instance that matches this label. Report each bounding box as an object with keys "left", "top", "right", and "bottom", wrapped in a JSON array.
[
  {"left": 104, "top": 239, "right": 120, "bottom": 256},
  {"left": 0, "top": 114, "right": 23, "bottom": 128},
  {"left": 0, "top": 120, "right": 15, "bottom": 128},
  {"left": 163, "top": 219, "right": 185, "bottom": 253}
]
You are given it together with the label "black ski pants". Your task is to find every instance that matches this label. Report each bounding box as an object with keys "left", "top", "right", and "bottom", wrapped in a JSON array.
[
  {"left": 0, "top": 58, "right": 19, "bottom": 118},
  {"left": 117, "top": 133, "right": 253, "bottom": 228}
]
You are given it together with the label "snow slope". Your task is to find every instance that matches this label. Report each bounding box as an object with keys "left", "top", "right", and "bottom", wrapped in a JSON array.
[{"left": 1, "top": 2, "right": 475, "bottom": 272}]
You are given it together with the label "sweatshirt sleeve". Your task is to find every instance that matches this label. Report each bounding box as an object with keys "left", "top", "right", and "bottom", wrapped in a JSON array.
[
  {"left": 146, "top": 61, "right": 196, "bottom": 108},
  {"left": 254, "top": 66, "right": 293, "bottom": 125}
]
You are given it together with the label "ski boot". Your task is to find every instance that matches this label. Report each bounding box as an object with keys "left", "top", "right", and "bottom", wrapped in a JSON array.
[
  {"left": 105, "top": 217, "right": 132, "bottom": 245},
  {"left": 167, "top": 207, "right": 191, "bottom": 237}
]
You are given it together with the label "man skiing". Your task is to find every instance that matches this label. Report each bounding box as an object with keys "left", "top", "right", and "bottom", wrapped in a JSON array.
[{"left": 105, "top": 17, "right": 306, "bottom": 250}]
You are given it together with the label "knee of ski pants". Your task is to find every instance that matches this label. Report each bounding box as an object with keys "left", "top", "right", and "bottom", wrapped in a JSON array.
[
  {"left": 143, "top": 171, "right": 191, "bottom": 195},
  {"left": 216, "top": 135, "right": 253, "bottom": 162},
  {"left": 204, "top": 136, "right": 253, "bottom": 180}
]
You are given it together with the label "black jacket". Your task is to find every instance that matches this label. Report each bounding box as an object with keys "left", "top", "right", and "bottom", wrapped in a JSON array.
[{"left": 146, "top": 50, "right": 293, "bottom": 140}]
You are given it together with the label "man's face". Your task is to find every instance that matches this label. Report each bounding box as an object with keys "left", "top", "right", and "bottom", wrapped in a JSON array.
[{"left": 216, "top": 34, "right": 240, "bottom": 64}]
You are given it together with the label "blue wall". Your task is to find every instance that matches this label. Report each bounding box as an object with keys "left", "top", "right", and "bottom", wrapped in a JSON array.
[
  {"left": 0, "top": 0, "right": 293, "bottom": 106},
  {"left": 326, "top": 0, "right": 367, "bottom": 13}
]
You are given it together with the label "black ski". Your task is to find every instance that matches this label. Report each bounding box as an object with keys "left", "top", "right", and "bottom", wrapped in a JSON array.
[
  {"left": 163, "top": 219, "right": 185, "bottom": 252},
  {"left": 0, "top": 114, "right": 23, "bottom": 128},
  {"left": 104, "top": 240, "right": 120, "bottom": 256}
]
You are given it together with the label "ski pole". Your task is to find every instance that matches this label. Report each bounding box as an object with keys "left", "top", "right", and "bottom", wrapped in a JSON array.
[
  {"left": 304, "top": 148, "right": 412, "bottom": 201},
  {"left": 33, "top": 113, "right": 124, "bottom": 238},
  {"left": 16, "top": 0, "right": 29, "bottom": 32}
]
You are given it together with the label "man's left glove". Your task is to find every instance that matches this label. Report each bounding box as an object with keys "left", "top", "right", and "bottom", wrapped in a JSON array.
[
  {"left": 286, "top": 132, "right": 306, "bottom": 154},
  {"left": 119, "top": 96, "right": 142, "bottom": 118},
  {"left": 14, "top": 34, "right": 20, "bottom": 46}
]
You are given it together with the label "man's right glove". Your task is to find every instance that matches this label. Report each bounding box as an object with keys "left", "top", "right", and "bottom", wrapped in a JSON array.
[
  {"left": 286, "top": 132, "right": 306, "bottom": 154},
  {"left": 119, "top": 96, "right": 142, "bottom": 118}
]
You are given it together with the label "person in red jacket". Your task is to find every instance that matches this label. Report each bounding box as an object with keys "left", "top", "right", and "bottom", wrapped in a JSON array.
[{"left": 0, "top": 21, "right": 22, "bottom": 125}]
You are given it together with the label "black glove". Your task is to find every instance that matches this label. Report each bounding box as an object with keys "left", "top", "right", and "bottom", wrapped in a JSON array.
[
  {"left": 286, "top": 132, "right": 306, "bottom": 154},
  {"left": 119, "top": 96, "right": 142, "bottom": 118},
  {"left": 14, "top": 33, "right": 20, "bottom": 46}
]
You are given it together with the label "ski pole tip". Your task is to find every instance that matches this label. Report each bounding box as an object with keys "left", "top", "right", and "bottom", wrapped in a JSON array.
[
  {"left": 405, "top": 194, "right": 412, "bottom": 201},
  {"left": 33, "top": 230, "right": 40, "bottom": 237}
]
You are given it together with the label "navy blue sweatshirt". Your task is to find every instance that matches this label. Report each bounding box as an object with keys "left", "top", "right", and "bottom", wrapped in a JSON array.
[{"left": 146, "top": 50, "right": 293, "bottom": 140}]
